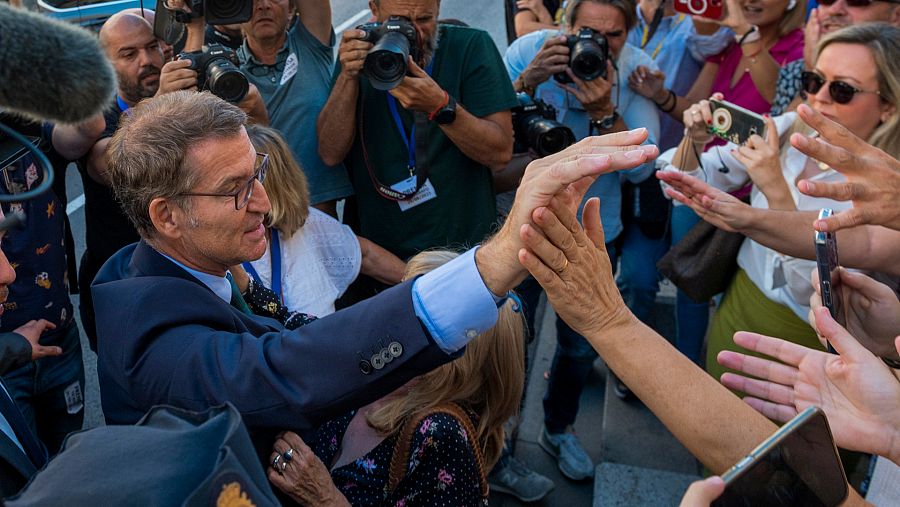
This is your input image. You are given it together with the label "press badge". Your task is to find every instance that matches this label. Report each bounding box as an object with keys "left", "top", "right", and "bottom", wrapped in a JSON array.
[
  {"left": 64, "top": 381, "right": 83, "bottom": 415},
  {"left": 391, "top": 175, "right": 437, "bottom": 211},
  {"left": 280, "top": 53, "right": 299, "bottom": 85}
]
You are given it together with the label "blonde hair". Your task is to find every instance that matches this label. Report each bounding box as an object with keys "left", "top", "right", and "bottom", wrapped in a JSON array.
[
  {"left": 366, "top": 251, "right": 527, "bottom": 468},
  {"left": 778, "top": 0, "right": 806, "bottom": 37},
  {"left": 815, "top": 23, "right": 900, "bottom": 157},
  {"left": 245, "top": 125, "right": 310, "bottom": 237}
]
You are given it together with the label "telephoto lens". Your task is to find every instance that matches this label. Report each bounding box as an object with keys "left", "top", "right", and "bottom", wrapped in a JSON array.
[
  {"left": 365, "top": 31, "right": 411, "bottom": 90},
  {"left": 555, "top": 28, "right": 610, "bottom": 84},
  {"left": 206, "top": 58, "right": 249, "bottom": 103},
  {"left": 511, "top": 93, "right": 576, "bottom": 157}
]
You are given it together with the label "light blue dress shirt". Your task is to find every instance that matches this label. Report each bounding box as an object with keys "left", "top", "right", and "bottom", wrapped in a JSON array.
[
  {"left": 0, "top": 382, "right": 25, "bottom": 455},
  {"left": 504, "top": 31, "right": 660, "bottom": 242},
  {"left": 160, "top": 249, "right": 498, "bottom": 355},
  {"left": 627, "top": 8, "right": 732, "bottom": 150}
]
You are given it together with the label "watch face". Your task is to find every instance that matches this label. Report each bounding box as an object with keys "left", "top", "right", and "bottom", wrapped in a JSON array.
[{"left": 436, "top": 98, "right": 457, "bottom": 124}]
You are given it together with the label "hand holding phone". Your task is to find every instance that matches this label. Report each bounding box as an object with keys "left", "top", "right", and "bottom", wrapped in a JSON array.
[
  {"left": 814, "top": 208, "right": 845, "bottom": 353},
  {"left": 707, "top": 100, "right": 767, "bottom": 145},
  {"left": 712, "top": 406, "right": 848, "bottom": 507}
]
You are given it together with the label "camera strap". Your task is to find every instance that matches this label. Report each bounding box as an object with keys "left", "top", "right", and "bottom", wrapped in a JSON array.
[{"left": 365, "top": 61, "right": 434, "bottom": 202}]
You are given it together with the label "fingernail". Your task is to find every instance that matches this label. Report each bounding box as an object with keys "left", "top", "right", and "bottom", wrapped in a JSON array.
[
  {"left": 625, "top": 150, "right": 644, "bottom": 160},
  {"left": 706, "top": 119, "right": 712, "bottom": 125},
  {"left": 763, "top": 113, "right": 770, "bottom": 118},
  {"left": 629, "top": 127, "right": 647, "bottom": 135}
]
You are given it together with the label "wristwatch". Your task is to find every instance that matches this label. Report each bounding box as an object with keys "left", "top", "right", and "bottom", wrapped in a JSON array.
[
  {"left": 590, "top": 111, "right": 619, "bottom": 134},
  {"left": 433, "top": 95, "right": 458, "bottom": 125}
]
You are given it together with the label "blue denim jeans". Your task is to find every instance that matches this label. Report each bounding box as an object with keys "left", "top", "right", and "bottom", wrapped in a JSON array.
[
  {"left": 2, "top": 322, "right": 85, "bottom": 454},
  {"left": 617, "top": 223, "right": 669, "bottom": 325},
  {"left": 542, "top": 244, "right": 618, "bottom": 434},
  {"left": 670, "top": 206, "right": 711, "bottom": 365}
]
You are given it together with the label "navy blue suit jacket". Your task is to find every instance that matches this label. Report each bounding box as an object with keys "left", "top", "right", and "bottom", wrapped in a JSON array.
[{"left": 92, "top": 241, "right": 456, "bottom": 436}]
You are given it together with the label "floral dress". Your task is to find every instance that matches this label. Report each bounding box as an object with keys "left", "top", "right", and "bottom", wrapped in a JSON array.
[{"left": 308, "top": 411, "right": 484, "bottom": 507}]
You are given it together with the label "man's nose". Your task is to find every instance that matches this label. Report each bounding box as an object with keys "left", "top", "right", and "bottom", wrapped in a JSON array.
[
  {"left": 247, "top": 179, "right": 271, "bottom": 215},
  {"left": 0, "top": 249, "right": 16, "bottom": 287}
]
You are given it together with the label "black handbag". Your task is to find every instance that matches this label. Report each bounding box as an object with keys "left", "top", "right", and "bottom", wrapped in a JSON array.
[{"left": 656, "top": 218, "right": 746, "bottom": 303}]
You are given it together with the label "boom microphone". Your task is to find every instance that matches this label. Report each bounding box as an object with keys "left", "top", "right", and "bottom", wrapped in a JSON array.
[{"left": 0, "top": 3, "right": 116, "bottom": 123}]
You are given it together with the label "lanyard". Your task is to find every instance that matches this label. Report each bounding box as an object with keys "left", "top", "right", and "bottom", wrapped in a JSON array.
[
  {"left": 385, "top": 59, "right": 434, "bottom": 175},
  {"left": 640, "top": 14, "right": 684, "bottom": 60},
  {"left": 242, "top": 228, "right": 283, "bottom": 304},
  {"left": 116, "top": 95, "right": 130, "bottom": 112}
]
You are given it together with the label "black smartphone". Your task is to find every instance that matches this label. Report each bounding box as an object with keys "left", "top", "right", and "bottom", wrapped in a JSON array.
[
  {"left": 712, "top": 406, "right": 848, "bottom": 507},
  {"left": 814, "top": 208, "right": 844, "bottom": 354},
  {"left": 708, "top": 99, "right": 767, "bottom": 145}
]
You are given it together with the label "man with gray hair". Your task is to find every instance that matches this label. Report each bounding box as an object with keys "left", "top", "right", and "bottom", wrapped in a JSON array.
[{"left": 91, "top": 90, "right": 656, "bottom": 460}]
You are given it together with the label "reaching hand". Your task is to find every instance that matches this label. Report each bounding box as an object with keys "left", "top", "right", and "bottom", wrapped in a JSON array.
[
  {"left": 656, "top": 170, "right": 754, "bottom": 232},
  {"left": 13, "top": 319, "right": 61, "bottom": 361},
  {"left": 791, "top": 104, "right": 900, "bottom": 233},
  {"left": 802, "top": 8, "right": 823, "bottom": 66},
  {"left": 156, "top": 59, "right": 198, "bottom": 96},
  {"left": 518, "top": 196, "right": 635, "bottom": 337},
  {"left": 679, "top": 477, "right": 725, "bottom": 507},
  {"left": 731, "top": 115, "right": 791, "bottom": 206},
  {"left": 810, "top": 268, "right": 900, "bottom": 360},
  {"left": 713, "top": 0, "right": 753, "bottom": 32},
  {"left": 716, "top": 307, "right": 900, "bottom": 465},
  {"left": 628, "top": 65, "right": 667, "bottom": 104},
  {"left": 268, "top": 432, "right": 350, "bottom": 506},
  {"left": 517, "top": 0, "right": 553, "bottom": 23},
  {"left": 682, "top": 93, "right": 723, "bottom": 145},
  {"left": 520, "top": 35, "right": 570, "bottom": 90},
  {"left": 477, "top": 129, "right": 657, "bottom": 295}
]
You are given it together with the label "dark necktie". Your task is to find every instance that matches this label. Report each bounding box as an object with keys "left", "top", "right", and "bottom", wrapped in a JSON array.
[
  {"left": 0, "top": 384, "right": 47, "bottom": 469},
  {"left": 225, "top": 272, "right": 253, "bottom": 316}
]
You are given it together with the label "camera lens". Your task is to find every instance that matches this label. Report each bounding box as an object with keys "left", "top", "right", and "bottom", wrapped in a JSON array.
[
  {"left": 570, "top": 40, "right": 607, "bottom": 81},
  {"left": 526, "top": 118, "right": 576, "bottom": 157},
  {"left": 364, "top": 31, "right": 411, "bottom": 91},
  {"left": 206, "top": 58, "right": 249, "bottom": 103}
]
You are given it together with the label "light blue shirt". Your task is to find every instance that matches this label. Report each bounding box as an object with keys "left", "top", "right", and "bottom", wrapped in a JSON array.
[
  {"left": 504, "top": 31, "right": 660, "bottom": 242},
  {"left": 627, "top": 8, "right": 732, "bottom": 149},
  {"left": 162, "top": 249, "right": 498, "bottom": 355},
  {"left": 0, "top": 382, "right": 25, "bottom": 456}
]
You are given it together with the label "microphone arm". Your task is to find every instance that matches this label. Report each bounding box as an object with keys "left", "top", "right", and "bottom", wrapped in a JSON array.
[{"left": 0, "top": 121, "right": 55, "bottom": 204}]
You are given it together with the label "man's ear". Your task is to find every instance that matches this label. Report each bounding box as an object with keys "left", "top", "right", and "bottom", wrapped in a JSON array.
[
  {"left": 369, "top": 0, "right": 379, "bottom": 19},
  {"left": 149, "top": 197, "right": 183, "bottom": 241}
]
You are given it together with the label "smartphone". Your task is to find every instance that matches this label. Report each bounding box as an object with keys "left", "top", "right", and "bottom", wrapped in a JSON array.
[
  {"left": 814, "top": 209, "right": 844, "bottom": 354},
  {"left": 674, "top": 0, "right": 724, "bottom": 20},
  {"left": 708, "top": 100, "right": 767, "bottom": 145},
  {"left": 712, "top": 406, "right": 849, "bottom": 507}
]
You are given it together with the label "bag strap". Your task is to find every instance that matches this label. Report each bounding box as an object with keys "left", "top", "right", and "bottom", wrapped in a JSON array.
[{"left": 387, "top": 401, "right": 489, "bottom": 499}]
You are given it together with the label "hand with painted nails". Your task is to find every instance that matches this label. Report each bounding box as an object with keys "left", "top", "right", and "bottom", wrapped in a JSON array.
[
  {"left": 731, "top": 115, "right": 793, "bottom": 209},
  {"left": 717, "top": 307, "right": 900, "bottom": 466},
  {"left": 791, "top": 104, "right": 900, "bottom": 233},
  {"left": 656, "top": 170, "right": 756, "bottom": 232}
]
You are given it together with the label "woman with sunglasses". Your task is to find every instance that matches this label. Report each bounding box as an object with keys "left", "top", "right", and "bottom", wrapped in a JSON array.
[{"left": 658, "top": 23, "right": 899, "bottom": 384}]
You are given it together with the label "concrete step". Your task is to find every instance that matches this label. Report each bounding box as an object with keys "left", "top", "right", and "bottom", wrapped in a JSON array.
[{"left": 593, "top": 462, "right": 700, "bottom": 507}]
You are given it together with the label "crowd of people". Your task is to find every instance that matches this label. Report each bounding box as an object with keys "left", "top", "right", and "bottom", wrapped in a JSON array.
[{"left": 0, "top": 0, "right": 898, "bottom": 504}]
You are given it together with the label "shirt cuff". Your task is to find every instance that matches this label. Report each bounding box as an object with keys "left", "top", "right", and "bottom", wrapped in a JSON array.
[{"left": 411, "top": 247, "right": 500, "bottom": 354}]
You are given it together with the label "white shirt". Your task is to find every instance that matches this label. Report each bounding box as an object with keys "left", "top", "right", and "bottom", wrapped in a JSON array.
[
  {"left": 658, "top": 112, "right": 853, "bottom": 321},
  {"left": 248, "top": 208, "right": 361, "bottom": 317}
]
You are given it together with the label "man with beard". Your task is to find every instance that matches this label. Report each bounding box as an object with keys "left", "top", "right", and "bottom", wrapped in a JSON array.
[
  {"left": 318, "top": 0, "right": 517, "bottom": 281},
  {"left": 772, "top": 0, "right": 900, "bottom": 114}
]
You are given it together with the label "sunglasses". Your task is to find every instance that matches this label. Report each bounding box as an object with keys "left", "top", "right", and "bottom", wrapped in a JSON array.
[
  {"left": 800, "top": 71, "right": 881, "bottom": 104},
  {"left": 817, "top": 0, "right": 899, "bottom": 6}
]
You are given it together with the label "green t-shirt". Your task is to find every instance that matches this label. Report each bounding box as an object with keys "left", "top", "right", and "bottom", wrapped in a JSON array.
[{"left": 342, "top": 24, "right": 518, "bottom": 259}]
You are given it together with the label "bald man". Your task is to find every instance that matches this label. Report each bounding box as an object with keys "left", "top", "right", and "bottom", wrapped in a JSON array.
[{"left": 120, "top": 7, "right": 176, "bottom": 62}]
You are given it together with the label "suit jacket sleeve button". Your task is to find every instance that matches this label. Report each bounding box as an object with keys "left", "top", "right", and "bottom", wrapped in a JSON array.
[
  {"left": 359, "top": 360, "right": 373, "bottom": 375},
  {"left": 388, "top": 341, "right": 403, "bottom": 357},
  {"left": 371, "top": 354, "right": 385, "bottom": 370},
  {"left": 380, "top": 348, "right": 394, "bottom": 364}
]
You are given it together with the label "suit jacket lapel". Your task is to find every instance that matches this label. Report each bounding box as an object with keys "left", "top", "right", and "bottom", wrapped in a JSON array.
[{"left": 0, "top": 428, "right": 37, "bottom": 480}]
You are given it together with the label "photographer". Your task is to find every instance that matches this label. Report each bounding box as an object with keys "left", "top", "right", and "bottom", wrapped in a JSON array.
[
  {"left": 502, "top": 0, "right": 660, "bottom": 481},
  {"left": 317, "top": 0, "right": 517, "bottom": 263}
]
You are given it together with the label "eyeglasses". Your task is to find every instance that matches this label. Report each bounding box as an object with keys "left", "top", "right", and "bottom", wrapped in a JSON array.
[
  {"left": 817, "top": 0, "right": 899, "bottom": 7},
  {"left": 800, "top": 71, "right": 880, "bottom": 105},
  {"left": 180, "top": 153, "right": 269, "bottom": 210}
]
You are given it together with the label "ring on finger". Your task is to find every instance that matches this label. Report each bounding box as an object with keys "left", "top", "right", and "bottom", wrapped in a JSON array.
[
  {"left": 557, "top": 257, "right": 569, "bottom": 274},
  {"left": 272, "top": 454, "right": 283, "bottom": 474},
  {"left": 282, "top": 448, "right": 295, "bottom": 462}
]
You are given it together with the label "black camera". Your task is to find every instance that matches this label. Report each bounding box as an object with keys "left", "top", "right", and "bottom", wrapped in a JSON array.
[
  {"left": 356, "top": 16, "right": 421, "bottom": 91},
  {"left": 179, "top": 44, "right": 249, "bottom": 103},
  {"left": 175, "top": 0, "right": 253, "bottom": 25},
  {"left": 511, "top": 93, "right": 576, "bottom": 157},
  {"left": 554, "top": 28, "right": 610, "bottom": 84}
]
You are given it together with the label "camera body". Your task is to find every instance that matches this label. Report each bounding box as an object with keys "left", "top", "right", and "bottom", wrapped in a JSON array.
[
  {"left": 707, "top": 99, "right": 767, "bottom": 145},
  {"left": 554, "top": 27, "right": 609, "bottom": 84},
  {"left": 673, "top": 0, "right": 724, "bottom": 20},
  {"left": 179, "top": 44, "right": 249, "bottom": 103},
  {"left": 167, "top": 0, "right": 254, "bottom": 24},
  {"left": 511, "top": 93, "right": 576, "bottom": 157},
  {"left": 357, "top": 16, "right": 421, "bottom": 91}
]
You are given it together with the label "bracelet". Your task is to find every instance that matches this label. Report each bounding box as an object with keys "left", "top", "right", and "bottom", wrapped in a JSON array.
[
  {"left": 656, "top": 90, "right": 677, "bottom": 113},
  {"left": 427, "top": 91, "right": 450, "bottom": 121},
  {"left": 517, "top": 75, "right": 536, "bottom": 97}
]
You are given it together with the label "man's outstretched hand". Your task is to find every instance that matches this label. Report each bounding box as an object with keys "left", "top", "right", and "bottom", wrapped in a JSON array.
[{"left": 476, "top": 128, "right": 657, "bottom": 295}]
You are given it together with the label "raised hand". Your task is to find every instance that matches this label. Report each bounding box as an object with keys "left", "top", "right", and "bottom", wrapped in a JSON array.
[
  {"left": 656, "top": 170, "right": 755, "bottom": 232},
  {"left": 731, "top": 115, "right": 792, "bottom": 208},
  {"left": 791, "top": 104, "right": 900, "bottom": 232},
  {"left": 628, "top": 65, "right": 667, "bottom": 104},
  {"left": 717, "top": 307, "right": 900, "bottom": 465},
  {"left": 519, "top": 35, "right": 570, "bottom": 90},
  {"left": 268, "top": 431, "right": 351, "bottom": 506},
  {"left": 556, "top": 61, "right": 616, "bottom": 119},
  {"left": 336, "top": 29, "right": 373, "bottom": 79}
]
